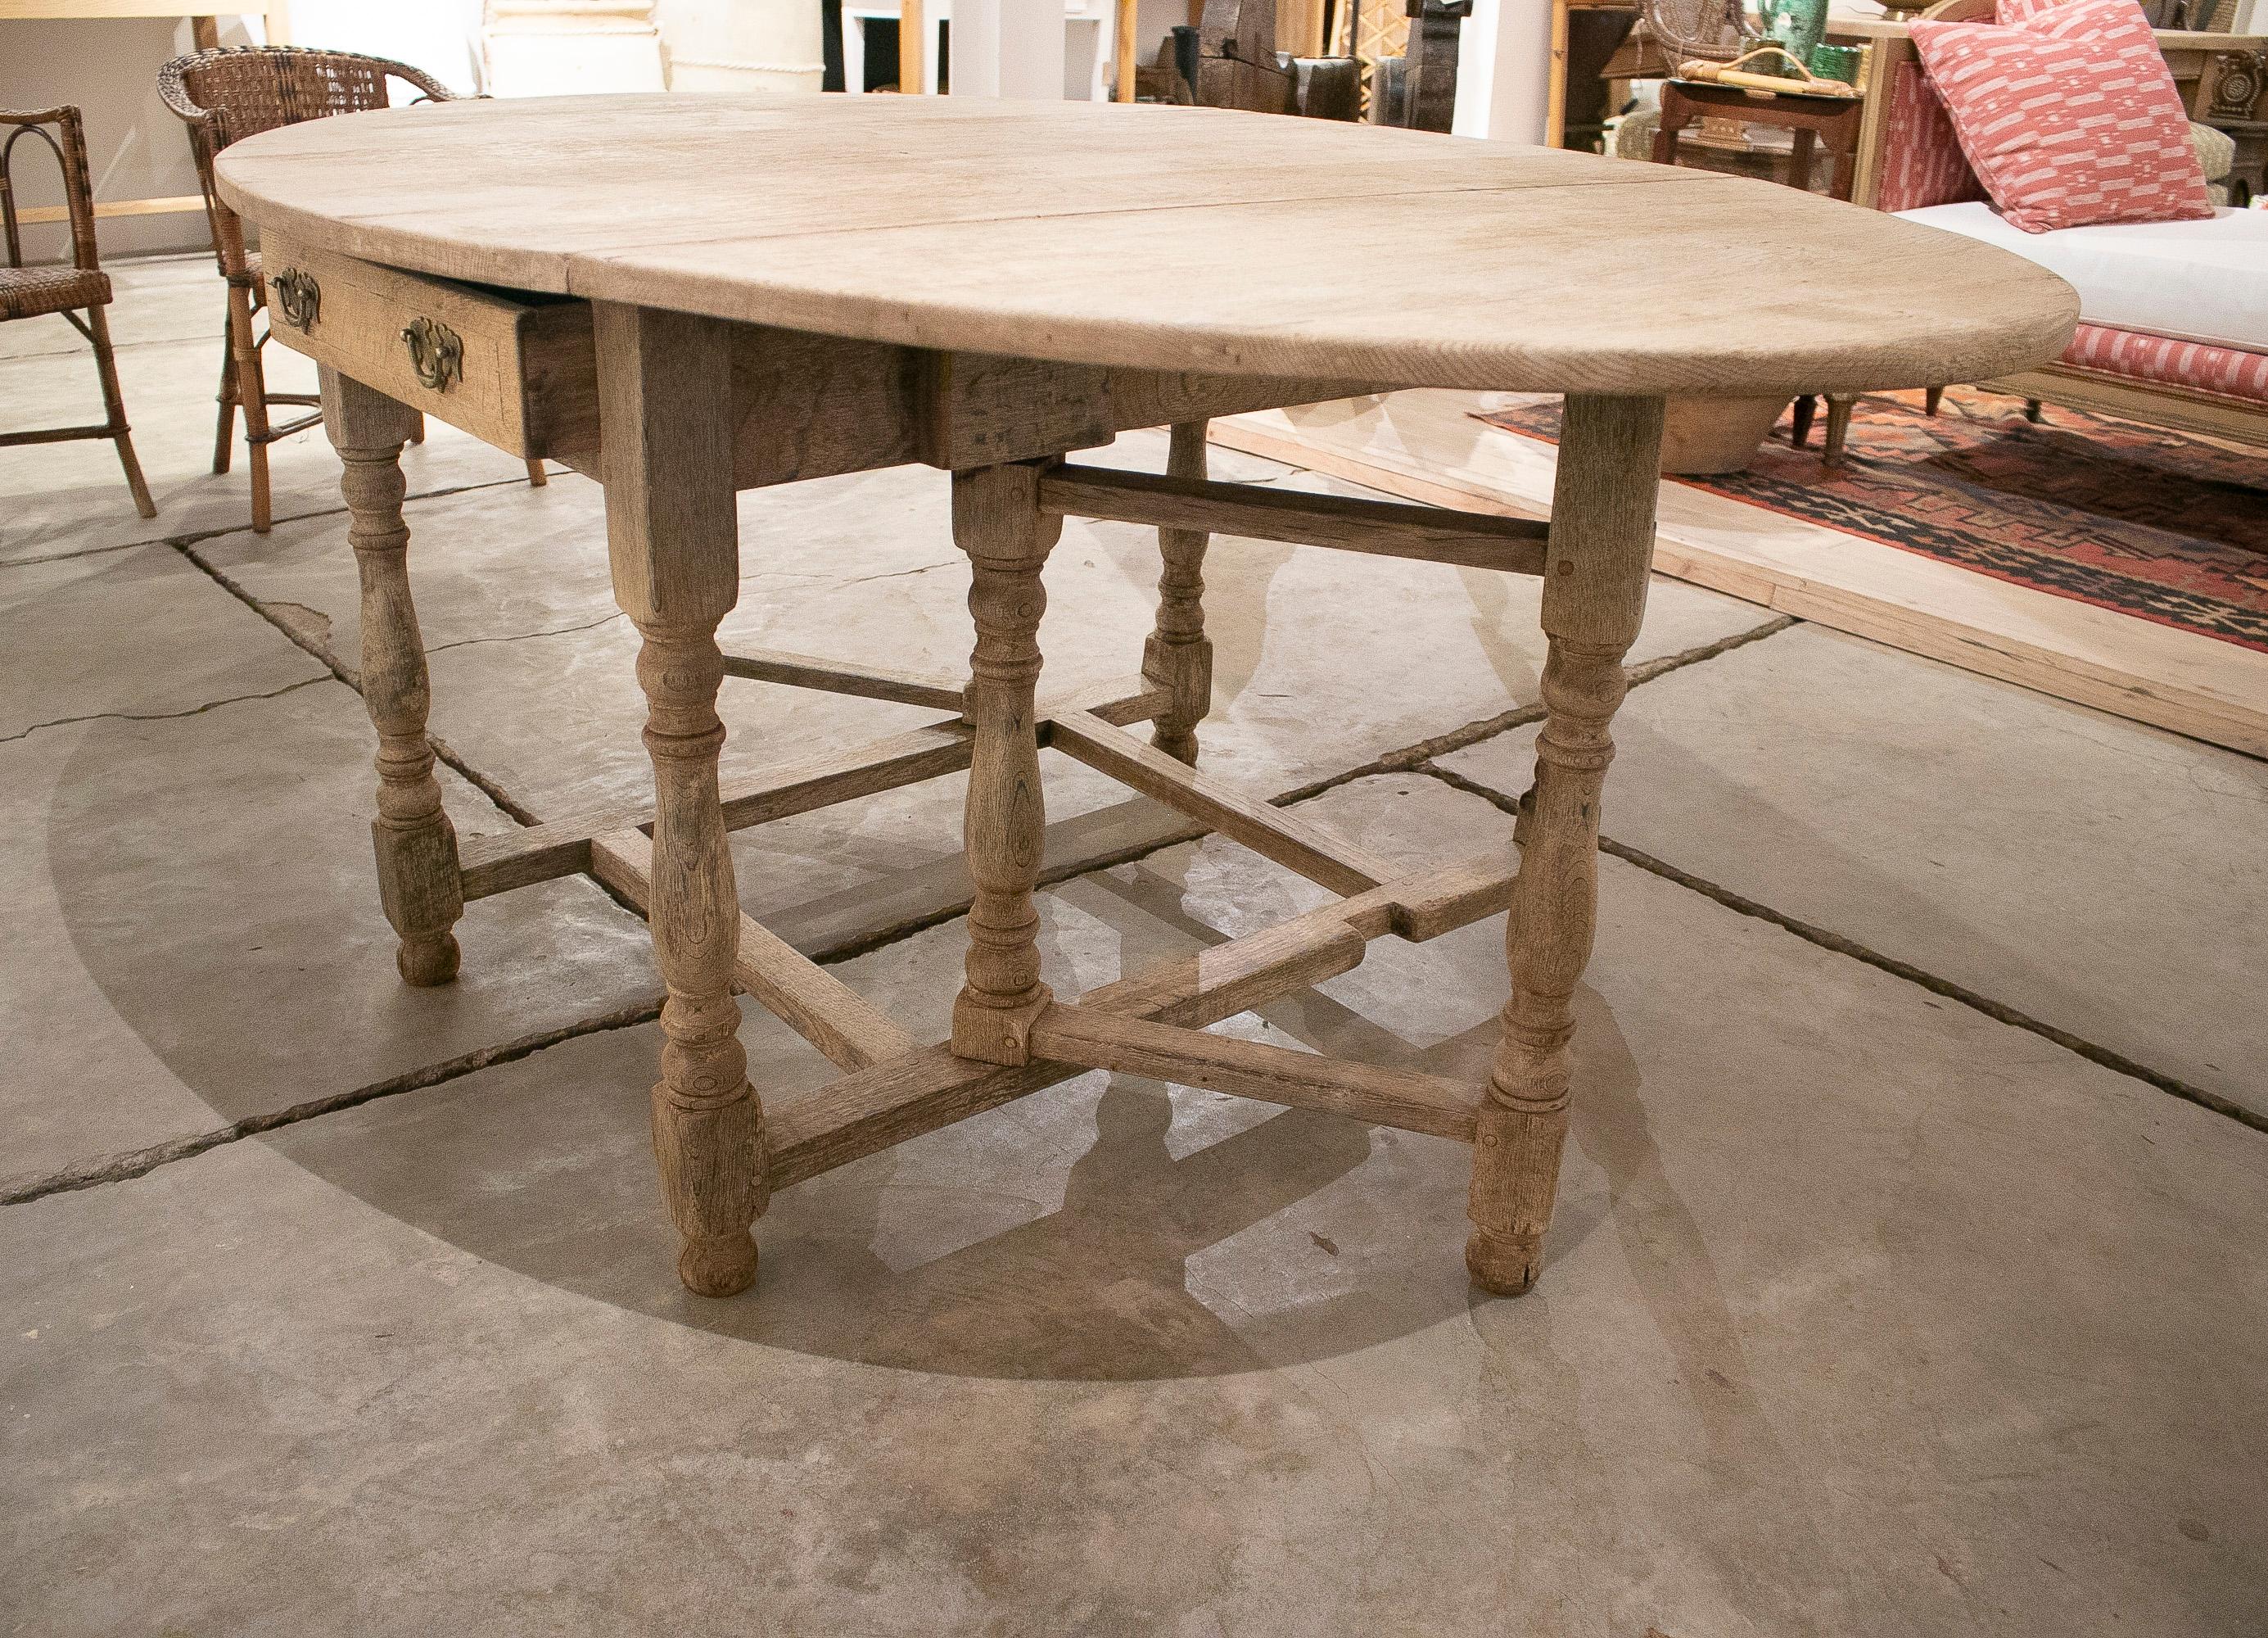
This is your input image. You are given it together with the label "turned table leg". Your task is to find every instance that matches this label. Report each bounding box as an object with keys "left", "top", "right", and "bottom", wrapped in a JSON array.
[
  {"left": 322, "top": 367, "right": 464, "bottom": 988},
  {"left": 951, "top": 462, "right": 1064, "bottom": 1066},
  {"left": 1467, "top": 394, "right": 1664, "bottom": 1296},
  {"left": 595, "top": 304, "right": 766, "bottom": 1298},
  {"left": 1143, "top": 420, "right": 1213, "bottom": 766}
]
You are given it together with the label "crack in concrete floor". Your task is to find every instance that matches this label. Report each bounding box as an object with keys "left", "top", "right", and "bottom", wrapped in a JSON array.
[
  {"left": 1421, "top": 761, "right": 2266, "bottom": 1138},
  {"left": 2, "top": 470, "right": 536, "bottom": 571},
  {"left": 15, "top": 475, "right": 2240, "bottom": 1214},
  {"left": 0, "top": 672, "right": 331, "bottom": 745}
]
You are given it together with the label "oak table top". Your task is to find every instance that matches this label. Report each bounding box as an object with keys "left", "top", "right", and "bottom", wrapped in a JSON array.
[{"left": 215, "top": 92, "right": 2079, "bottom": 397}]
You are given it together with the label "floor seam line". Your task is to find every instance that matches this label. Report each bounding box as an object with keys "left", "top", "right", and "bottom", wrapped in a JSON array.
[
  {"left": 0, "top": 749, "right": 1447, "bottom": 1203},
  {"left": 1268, "top": 612, "right": 1800, "bottom": 805},
  {"left": 4, "top": 473, "right": 531, "bottom": 571},
  {"left": 0, "top": 672, "right": 332, "bottom": 745},
  {"left": 0, "top": 998, "right": 665, "bottom": 1208},
  {"left": 1416, "top": 760, "right": 2267, "bottom": 1138}
]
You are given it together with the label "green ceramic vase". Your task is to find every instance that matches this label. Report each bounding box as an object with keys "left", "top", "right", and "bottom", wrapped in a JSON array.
[{"left": 1756, "top": 0, "right": 1829, "bottom": 70}]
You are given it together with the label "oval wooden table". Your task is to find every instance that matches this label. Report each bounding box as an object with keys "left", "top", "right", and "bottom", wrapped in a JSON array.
[{"left": 218, "top": 94, "right": 2078, "bottom": 1301}]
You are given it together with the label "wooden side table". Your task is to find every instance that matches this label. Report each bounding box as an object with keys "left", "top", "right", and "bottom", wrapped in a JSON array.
[
  {"left": 1652, "top": 75, "right": 1865, "bottom": 201},
  {"left": 215, "top": 95, "right": 2075, "bottom": 1304}
]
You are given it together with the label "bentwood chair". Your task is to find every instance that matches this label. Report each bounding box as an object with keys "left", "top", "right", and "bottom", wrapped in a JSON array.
[
  {"left": 159, "top": 46, "right": 547, "bottom": 534},
  {"left": 0, "top": 106, "right": 156, "bottom": 519}
]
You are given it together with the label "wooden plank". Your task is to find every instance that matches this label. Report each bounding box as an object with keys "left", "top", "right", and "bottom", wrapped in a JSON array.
[
  {"left": 766, "top": 1047, "right": 1068, "bottom": 1191},
  {"left": 1389, "top": 852, "right": 1519, "bottom": 943},
  {"left": 1028, "top": 1005, "right": 1480, "bottom": 1142},
  {"left": 1036, "top": 461, "right": 1549, "bottom": 572},
  {"left": 1114, "top": 0, "right": 1140, "bottom": 103},
  {"left": 719, "top": 647, "right": 966, "bottom": 713},
  {"left": 15, "top": 194, "right": 205, "bottom": 225},
  {"left": 0, "top": 0, "right": 263, "bottom": 15},
  {"left": 765, "top": 848, "right": 1515, "bottom": 1186},
  {"left": 900, "top": 0, "right": 926, "bottom": 92},
  {"left": 456, "top": 720, "right": 976, "bottom": 900},
  {"left": 1213, "top": 391, "right": 2268, "bottom": 760},
  {"left": 1047, "top": 708, "right": 1397, "bottom": 897},
  {"left": 1082, "top": 901, "right": 1379, "bottom": 1024},
  {"left": 1546, "top": 0, "right": 1570, "bottom": 147},
  {"left": 591, "top": 830, "right": 919, "bottom": 1070},
  {"left": 456, "top": 679, "right": 1168, "bottom": 903},
  {"left": 758, "top": 795, "right": 1205, "bottom": 960}
]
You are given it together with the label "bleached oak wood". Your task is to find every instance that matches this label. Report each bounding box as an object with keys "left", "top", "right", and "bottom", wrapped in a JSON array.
[
  {"left": 595, "top": 301, "right": 764, "bottom": 1299},
  {"left": 264, "top": 229, "right": 597, "bottom": 461},
  {"left": 717, "top": 647, "right": 968, "bottom": 713},
  {"left": 321, "top": 366, "right": 463, "bottom": 987},
  {"left": 229, "top": 95, "right": 2081, "bottom": 1301},
  {"left": 457, "top": 721, "right": 974, "bottom": 900},
  {"left": 590, "top": 830, "right": 918, "bottom": 1070},
  {"left": 1466, "top": 394, "right": 1663, "bottom": 1297},
  {"left": 455, "top": 678, "right": 1170, "bottom": 902},
  {"left": 950, "top": 464, "right": 1064, "bottom": 1066},
  {"left": 1213, "top": 391, "right": 2268, "bottom": 758},
  {"left": 1049, "top": 708, "right": 1395, "bottom": 897},
  {"left": 1028, "top": 1005, "right": 1481, "bottom": 1142},
  {"left": 764, "top": 850, "right": 1520, "bottom": 1188},
  {"left": 1387, "top": 852, "right": 1522, "bottom": 943},
  {"left": 1142, "top": 421, "right": 1213, "bottom": 764},
  {"left": 214, "top": 94, "right": 2077, "bottom": 396},
  {"left": 1038, "top": 459, "right": 1551, "bottom": 571},
  {"left": 260, "top": 267, "right": 1376, "bottom": 495}
]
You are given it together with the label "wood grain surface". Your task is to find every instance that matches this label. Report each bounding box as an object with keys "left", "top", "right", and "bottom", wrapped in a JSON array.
[{"left": 215, "top": 93, "right": 2078, "bottom": 396}]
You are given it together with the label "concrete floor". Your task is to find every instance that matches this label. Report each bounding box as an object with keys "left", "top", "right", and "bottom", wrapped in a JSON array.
[{"left": 3, "top": 259, "right": 2264, "bottom": 1636}]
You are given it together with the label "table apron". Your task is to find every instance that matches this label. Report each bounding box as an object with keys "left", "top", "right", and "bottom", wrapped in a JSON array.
[{"left": 257, "top": 238, "right": 1380, "bottom": 486}]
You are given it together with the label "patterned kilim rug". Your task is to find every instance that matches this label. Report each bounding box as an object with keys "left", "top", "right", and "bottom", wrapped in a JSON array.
[{"left": 1476, "top": 387, "right": 2268, "bottom": 654}]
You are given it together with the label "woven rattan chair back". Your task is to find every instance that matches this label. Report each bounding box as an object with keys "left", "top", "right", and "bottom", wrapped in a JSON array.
[
  {"left": 0, "top": 104, "right": 156, "bottom": 517},
  {"left": 156, "top": 47, "right": 490, "bottom": 533},
  {"left": 159, "top": 46, "right": 454, "bottom": 282}
]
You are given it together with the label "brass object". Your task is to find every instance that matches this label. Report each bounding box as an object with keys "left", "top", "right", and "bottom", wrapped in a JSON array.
[
  {"left": 271, "top": 266, "right": 320, "bottom": 332},
  {"left": 400, "top": 314, "right": 463, "bottom": 392}
]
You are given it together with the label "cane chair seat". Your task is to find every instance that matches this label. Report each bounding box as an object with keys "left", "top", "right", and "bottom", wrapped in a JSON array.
[{"left": 0, "top": 262, "right": 110, "bottom": 321}]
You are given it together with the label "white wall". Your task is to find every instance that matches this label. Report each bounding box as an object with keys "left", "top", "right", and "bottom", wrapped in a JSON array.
[
  {"left": 284, "top": 0, "right": 486, "bottom": 92},
  {"left": 1453, "top": 0, "right": 1552, "bottom": 144},
  {"left": 0, "top": 2, "right": 480, "bottom": 260},
  {"left": 951, "top": 0, "right": 1069, "bottom": 97}
]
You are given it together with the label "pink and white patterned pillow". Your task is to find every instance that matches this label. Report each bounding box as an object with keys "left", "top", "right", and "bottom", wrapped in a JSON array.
[{"left": 1910, "top": 0, "right": 2213, "bottom": 233}]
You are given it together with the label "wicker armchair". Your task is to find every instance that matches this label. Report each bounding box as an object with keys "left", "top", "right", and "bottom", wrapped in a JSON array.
[
  {"left": 158, "top": 47, "right": 544, "bottom": 533},
  {"left": 1, "top": 106, "right": 156, "bottom": 518}
]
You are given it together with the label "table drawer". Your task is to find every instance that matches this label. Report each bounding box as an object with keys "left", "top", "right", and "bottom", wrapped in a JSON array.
[{"left": 260, "top": 230, "right": 598, "bottom": 462}]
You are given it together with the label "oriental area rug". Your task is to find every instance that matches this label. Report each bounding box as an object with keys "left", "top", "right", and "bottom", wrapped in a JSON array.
[{"left": 1477, "top": 388, "right": 2268, "bottom": 654}]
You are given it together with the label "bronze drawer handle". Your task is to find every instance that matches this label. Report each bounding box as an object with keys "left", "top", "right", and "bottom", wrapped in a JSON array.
[
  {"left": 272, "top": 267, "right": 320, "bottom": 332},
  {"left": 400, "top": 315, "right": 463, "bottom": 392}
]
